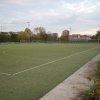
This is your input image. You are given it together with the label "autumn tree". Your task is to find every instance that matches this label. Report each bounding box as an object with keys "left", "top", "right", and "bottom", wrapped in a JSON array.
[
  {"left": 17, "top": 31, "right": 25, "bottom": 42},
  {"left": 17, "top": 28, "right": 32, "bottom": 42},
  {"left": 24, "top": 28, "right": 32, "bottom": 42}
]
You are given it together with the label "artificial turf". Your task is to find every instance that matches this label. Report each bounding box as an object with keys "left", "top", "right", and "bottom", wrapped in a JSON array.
[{"left": 0, "top": 43, "right": 100, "bottom": 100}]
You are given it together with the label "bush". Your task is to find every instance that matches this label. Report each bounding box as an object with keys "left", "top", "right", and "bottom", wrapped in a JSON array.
[{"left": 84, "top": 63, "right": 100, "bottom": 100}]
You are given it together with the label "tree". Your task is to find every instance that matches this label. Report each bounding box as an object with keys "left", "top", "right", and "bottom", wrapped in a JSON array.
[
  {"left": 24, "top": 28, "right": 32, "bottom": 42},
  {"left": 51, "top": 33, "right": 58, "bottom": 41},
  {"left": 42, "top": 33, "right": 48, "bottom": 42},
  {"left": 34, "top": 27, "right": 46, "bottom": 34},
  {"left": 97, "top": 30, "right": 100, "bottom": 43},
  {"left": 47, "top": 32, "right": 52, "bottom": 41},
  {"left": 17, "top": 28, "right": 32, "bottom": 42},
  {"left": 33, "top": 27, "right": 47, "bottom": 42},
  {"left": 60, "top": 30, "right": 70, "bottom": 42},
  {"left": 17, "top": 31, "right": 25, "bottom": 42},
  {"left": 91, "top": 30, "right": 100, "bottom": 43},
  {"left": 9, "top": 32, "right": 18, "bottom": 42},
  {"left": 91, "top": 30, "right": 100, "bottom": 39},
  {"left": 0, "top": 32, "right": 10, "bottom": 42},
  {"left": 31, "top": 34, "right": 39, "bottom": 42}
]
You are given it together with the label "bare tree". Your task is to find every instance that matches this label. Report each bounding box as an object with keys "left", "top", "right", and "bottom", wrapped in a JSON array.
[{"left": 33, "top": 27, "right": 47, "bottom": 42}]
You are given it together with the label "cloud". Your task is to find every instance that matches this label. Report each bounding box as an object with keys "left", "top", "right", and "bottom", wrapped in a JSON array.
[
  {"left": 75, "top": 28, "right": 99, "bottom": 35},
  {"left": 0, "top": 0, "right": 100, "bottom": 34},
  {"left": 2, "top": 0, "right": 32, "bottom": 6}
]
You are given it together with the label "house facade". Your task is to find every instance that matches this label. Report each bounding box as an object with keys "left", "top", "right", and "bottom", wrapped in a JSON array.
[{"left": 69, "top": 34, "right": 91, "bottom": 42}]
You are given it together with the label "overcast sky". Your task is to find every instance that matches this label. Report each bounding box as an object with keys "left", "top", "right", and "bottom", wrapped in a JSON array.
[{"left": 0, "top": 0, "right": 100, "bottom": 35}]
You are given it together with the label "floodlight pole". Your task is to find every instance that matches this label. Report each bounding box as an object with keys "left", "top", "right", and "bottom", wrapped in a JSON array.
[
  {"left": 98, "top": 35, "right": 100, "bottom": 44},
  {"left": 69, "top": 27, "right": 71, "bottom": 34},
  {"left": 27, "top": 22, "right": 30, "bottom": 28},
  {"left": 0, "top": 24, "right": 2, "bottom": 33}
]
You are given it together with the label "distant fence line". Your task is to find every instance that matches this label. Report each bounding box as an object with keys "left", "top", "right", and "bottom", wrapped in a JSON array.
[{"left": 0, "top": 38, "right": 99, "bottom": 44}]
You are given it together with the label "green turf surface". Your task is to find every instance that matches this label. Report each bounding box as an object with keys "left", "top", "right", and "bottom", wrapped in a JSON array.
[{"left": 0, "top": 43, "right": 100, "bottom": 100}]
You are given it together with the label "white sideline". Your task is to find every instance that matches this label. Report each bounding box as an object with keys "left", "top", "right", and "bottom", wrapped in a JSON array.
[
  {"left": 0, "top": 72, "right": 11, "bottom": 76},
  {"left": 12, "top": 46, "right": 99, "bottom": 76}
]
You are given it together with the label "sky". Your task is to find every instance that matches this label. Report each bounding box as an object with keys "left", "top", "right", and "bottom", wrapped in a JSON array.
[{"left": 0, "top": 0, "right": 100, "bottom": 35}]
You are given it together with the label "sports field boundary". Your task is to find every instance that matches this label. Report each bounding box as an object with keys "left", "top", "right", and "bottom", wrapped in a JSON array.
[
  {"left": 0, "top": 72, "right": 11, "bottom": 76},
  {"left": 12, "top": 46, "right": 99, "bottom": 76}
]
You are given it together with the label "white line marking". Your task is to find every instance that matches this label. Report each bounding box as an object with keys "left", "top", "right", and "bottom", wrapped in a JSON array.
[
  {"left": 0, "top": 72, "right": 11, "bottom": 76},
  {"left": 12, "top": 46, "right": 99, "bottom": 76}
]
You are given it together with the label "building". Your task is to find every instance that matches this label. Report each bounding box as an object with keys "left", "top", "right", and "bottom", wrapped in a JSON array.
[{"left": 69, "top": 34, "right": 91, "bottom": 42}]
